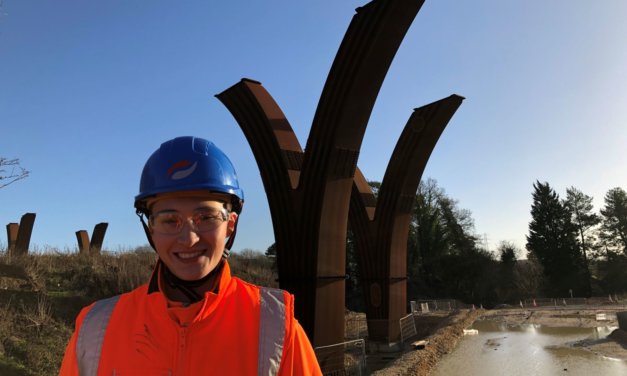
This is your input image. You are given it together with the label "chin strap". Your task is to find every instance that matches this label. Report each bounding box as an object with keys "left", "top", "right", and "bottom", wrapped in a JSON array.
[
  {"left": 225, "top": 217, "right": 239, "bottom": 251},
  {"left": 137, "top": 210, "right": 157, "bottom": 251}
]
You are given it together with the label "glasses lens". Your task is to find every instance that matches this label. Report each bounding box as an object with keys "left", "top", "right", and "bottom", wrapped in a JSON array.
[
  {"left": 151, "top": 213, "right": 182, "bottom": 234},
  {"left": 193, "top": 209, "right": 227, "bottom": 232},
  {"left": 150, "top": 208, "right": 228, "bottom": 235}
]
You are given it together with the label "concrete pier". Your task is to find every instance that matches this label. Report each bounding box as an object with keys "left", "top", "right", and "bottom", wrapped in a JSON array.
[{"left": 617, "top": 311, "right": 627, "bottom": 331}]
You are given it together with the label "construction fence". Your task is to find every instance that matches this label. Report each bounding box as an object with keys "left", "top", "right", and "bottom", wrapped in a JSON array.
[{"left": 315, "top": 339, "right": 366, "bottom": 376}]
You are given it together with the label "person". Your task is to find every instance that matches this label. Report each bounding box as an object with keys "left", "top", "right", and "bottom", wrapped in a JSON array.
[{"left": 59, "top": 136, "right": 322, "bottom": 375}]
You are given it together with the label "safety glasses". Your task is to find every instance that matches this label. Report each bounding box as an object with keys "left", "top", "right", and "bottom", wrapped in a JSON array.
[{"left": 149, "top": 207, "right": 229, "bottom": 235}]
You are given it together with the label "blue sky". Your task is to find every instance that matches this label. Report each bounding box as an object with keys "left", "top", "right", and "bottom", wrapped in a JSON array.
[{"left": 2, "top": 1, "right": 627, "bottom": 255}]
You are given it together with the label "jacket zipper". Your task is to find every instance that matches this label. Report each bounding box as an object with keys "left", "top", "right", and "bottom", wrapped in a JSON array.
[{"left": 175, "top": 325, "right": 189, "bottom": 376}]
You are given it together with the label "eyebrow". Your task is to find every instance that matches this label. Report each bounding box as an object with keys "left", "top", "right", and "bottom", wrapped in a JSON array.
[
  {"left": 153, "top": 209, "right": 178, "bottom": 215},
  {"left": 194, "top": 205, "right": 224, "bottom": 211}
]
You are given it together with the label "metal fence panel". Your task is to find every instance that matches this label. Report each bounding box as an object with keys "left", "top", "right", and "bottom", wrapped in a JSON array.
[
  {"left": 399, "top": 313, "right": 417, "bottom": 343},
  {"left": 315, "top": 339, "right": 366, "bottom": 376}
]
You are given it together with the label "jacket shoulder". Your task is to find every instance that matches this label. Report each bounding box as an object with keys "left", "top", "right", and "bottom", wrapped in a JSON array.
[
  {"left": 77, "top": 284, "right": 150, "bottom": 322},
  {"left": 231, "top": 278, "right": 294, "bottom": 311}
]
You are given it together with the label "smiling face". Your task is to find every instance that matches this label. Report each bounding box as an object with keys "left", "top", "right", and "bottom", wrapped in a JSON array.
[{"left": 149, "top": 194, "right": 237, "bottom": 281}]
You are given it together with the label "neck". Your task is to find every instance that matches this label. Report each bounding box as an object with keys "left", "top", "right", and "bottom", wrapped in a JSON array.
[{"left": 160, "top": 259, "right": 224, "bottom": 304}]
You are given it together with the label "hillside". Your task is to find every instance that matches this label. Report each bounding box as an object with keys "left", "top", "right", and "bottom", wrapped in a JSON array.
[{"left": 0, "top": 250, "right": 277, "bottom": 376}]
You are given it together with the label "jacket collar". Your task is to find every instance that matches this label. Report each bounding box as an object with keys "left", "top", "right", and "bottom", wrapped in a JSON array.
[{"left": 147, "top": 259, "right": 232, "bottom": 296}]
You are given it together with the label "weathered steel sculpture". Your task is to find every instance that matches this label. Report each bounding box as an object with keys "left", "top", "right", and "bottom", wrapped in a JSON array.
[
  {"left": 6, "top": 213, "right": 36, "bottom": 256},
  {"left": 6, "top": 223, "right": 18, "bottom": 254},
  {"left": 218, "top": 0, "right": 425, "bottom": 346},
  {"left": 219, "top": 78, "right": 462, "bottom": 343},
  {"left": 75, "top": 222, "right": 109, "bottom": 254},
  {"left": 349, "top": 96, "right": 463, "bottom": 342},
  {"left": 90, "top": 222, "right": 108, "bottom": 253}
]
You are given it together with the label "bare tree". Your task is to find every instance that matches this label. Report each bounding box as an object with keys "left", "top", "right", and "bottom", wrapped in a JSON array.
[
  {"left": 0, "top": 158, "right": 30, "bottom": 188},
  {"left": 512, "top": 256, "right": 544, "bottom": 299}
]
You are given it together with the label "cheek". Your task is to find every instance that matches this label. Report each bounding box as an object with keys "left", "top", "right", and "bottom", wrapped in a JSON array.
[
  {"left": 201, "top": 228, "right": 227, "bottom": 244},
  {"left": 151, "top": 234, "right": 173, "bottom": 252}
]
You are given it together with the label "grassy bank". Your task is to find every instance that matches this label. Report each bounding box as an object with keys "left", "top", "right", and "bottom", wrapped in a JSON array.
[{"left": 0, "top": 250, "right": 277, "bottom": 376}]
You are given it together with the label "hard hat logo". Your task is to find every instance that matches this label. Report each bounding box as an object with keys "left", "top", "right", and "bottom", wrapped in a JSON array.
[{"left": 168, "top": 160, "right": 197, "bottom": 180}]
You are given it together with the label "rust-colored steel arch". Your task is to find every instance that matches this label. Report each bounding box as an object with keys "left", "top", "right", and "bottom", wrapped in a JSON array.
[
  {"left": 218, "top": 79, "right": 463, "bottom": 344},
  {"left": 350, "top": 95, "right": 464, "bottom": 342},
  {"left": 217, "top": 0, "right": 425, "bottom": 346}
]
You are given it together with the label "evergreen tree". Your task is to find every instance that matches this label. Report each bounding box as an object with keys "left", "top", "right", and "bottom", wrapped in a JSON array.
[
  {"left": 264, "top": 242, "right": 276, "bottom": 257},
  {"left": 564, "top": 187, "right": 598, "bottom": 295},
  {"left": 599, "top": 187, "right": 627, "bottom": 256},
  {"left": 526, "top": 181, "right": 587, "bottom": 296}
]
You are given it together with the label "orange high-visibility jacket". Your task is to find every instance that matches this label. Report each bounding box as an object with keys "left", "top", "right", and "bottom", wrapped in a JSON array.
[{"left": 59, "top": 261, "right": 322, "bottom": 376}]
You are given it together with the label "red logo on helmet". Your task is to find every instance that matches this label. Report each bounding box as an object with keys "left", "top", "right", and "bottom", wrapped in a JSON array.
[{"left": 167, "top": 160, "right": 198, "bottom": 180}]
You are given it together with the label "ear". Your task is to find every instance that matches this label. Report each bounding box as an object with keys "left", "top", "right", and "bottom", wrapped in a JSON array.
[{"left": 226, "top": 212, "right": 238, "bottom": 236}]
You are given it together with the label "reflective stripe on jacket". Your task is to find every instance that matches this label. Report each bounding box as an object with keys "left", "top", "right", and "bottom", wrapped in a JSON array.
[{"left": 59, "top": 261, "right": 322, "bottom": 376}]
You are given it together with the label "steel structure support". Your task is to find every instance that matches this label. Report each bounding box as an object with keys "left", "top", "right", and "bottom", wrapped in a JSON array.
[
  {"left": 6, "top": 223, "right": 18, "bottom": 255},
  {"left": 91, "top": 222, "right": 108, "bottom": 253},
  {"left": 217, "top": 0, "right": 425, "bottom": 346},
  {"left": 219, "top": 81, "right": 462, "bottom": 343},
  {"left": 76, "top": 230, "right": 91, "bottom": 254},
  {"left": 349, "top": 96, "right": 463, "bottom": 342},
  {"left": 76, "top": 223, "right": 109, "bottom": 254},
  {"left": 14, "top": 213, "right": 36, "bottom": 256}
]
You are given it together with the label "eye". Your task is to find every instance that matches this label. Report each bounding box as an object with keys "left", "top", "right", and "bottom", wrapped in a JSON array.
[
  {"left": 196, "top": 213, "right": 222, "bottom": 224},
  {"left": 156, "top": 214, "right": 181, "bottom": 227}
]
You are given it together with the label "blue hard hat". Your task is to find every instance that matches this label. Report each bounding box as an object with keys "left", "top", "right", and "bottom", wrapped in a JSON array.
[{"left": 134, "top": 136, "right": 244, "bottom": 213}]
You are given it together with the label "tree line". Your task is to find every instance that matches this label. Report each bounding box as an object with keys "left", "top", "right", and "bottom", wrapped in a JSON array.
[
  {"left": 343, "top": 179, "right": 627, "bottom": 310},
  {"left": 526, "top": 181, "right": 627, "bottom": 298}
]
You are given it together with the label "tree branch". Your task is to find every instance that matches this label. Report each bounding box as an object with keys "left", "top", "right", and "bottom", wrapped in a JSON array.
[{"left": 0, "top": 158, "right": 30, "bottom": 188}]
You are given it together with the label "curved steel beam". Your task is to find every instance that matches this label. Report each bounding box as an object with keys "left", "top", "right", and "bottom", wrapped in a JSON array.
[
  {"left": 350, "top": 95, "right": 464, "bottom": 341},
  {"left": 217, "top": 0, "right": 424, "bottom": 346},
  {"left": 216, "top": 79, "right": 302, "bottom": 295}
]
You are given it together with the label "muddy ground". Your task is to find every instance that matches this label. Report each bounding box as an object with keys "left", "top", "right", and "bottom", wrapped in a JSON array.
[
  {"left": 370, "top": 307, "right": 627, "bottom": 376},
  {"left": 482, "top": 307, "right": 627, "bottom": 361}
]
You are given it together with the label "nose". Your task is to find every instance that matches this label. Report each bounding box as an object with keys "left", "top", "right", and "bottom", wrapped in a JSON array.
[{"left": 177, "top": 220, "right": 200, "bottom": 246}]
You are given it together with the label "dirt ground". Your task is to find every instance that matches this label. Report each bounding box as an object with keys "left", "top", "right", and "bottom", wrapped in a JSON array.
[{"left": 371, "top": 307, "right": 627, "bottom": 376}]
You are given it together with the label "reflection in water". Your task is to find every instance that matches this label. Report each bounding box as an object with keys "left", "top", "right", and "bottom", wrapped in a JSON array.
[{"left": 431, "top": 319, "right": 627, "bottom": 376}]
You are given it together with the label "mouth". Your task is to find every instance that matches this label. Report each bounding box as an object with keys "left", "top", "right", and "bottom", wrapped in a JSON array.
[{"left": 175, "top": 249, "right": 206, "bottom": 261}]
